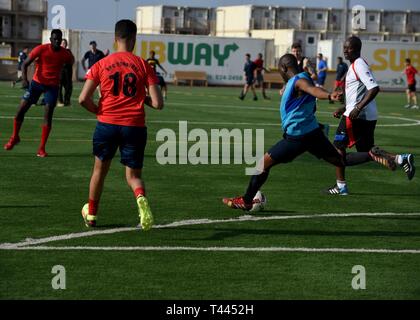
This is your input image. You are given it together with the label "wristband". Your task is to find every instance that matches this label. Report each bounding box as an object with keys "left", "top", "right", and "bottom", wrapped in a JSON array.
[{"left": 328, "top": 94, "right": 332, "bottom": 101}]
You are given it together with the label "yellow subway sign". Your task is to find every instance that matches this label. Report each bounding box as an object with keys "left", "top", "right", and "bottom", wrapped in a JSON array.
[{"left": 361, "top": 42, "right": 420, "bottom": 88}]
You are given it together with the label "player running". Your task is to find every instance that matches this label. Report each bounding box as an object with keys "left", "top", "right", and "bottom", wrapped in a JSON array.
[
  {"left": 147, "top": 50, "right": 168, "bottom": 100},
  {"left": 223, "top": 53, "right": 344, "bottom": 210},
  {"left": 239, "top": 53, "right": 258, "bottom": 101},
  {"left": 3, "top": 29, "right": 74, "bottom": 157},
  {"left": 254, "top": 53, "right": 270, "bottom": 100},
  {"left": 325, "top": 36, "right": 415, "bottom": 195},
  {"left": 79, "top": 20, "right": 164, "bottom": 230},
  {"left": 402, "top": 58, "right": 419, "bottom": 109}
]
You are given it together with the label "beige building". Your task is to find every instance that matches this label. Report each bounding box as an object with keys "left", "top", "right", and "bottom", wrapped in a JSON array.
[
  {"left": 0, "top": 0, "right": 47, "bottom": 55},
  {"left": 216, "top": 5, "right": 420, "bottom": 60},
  {"left": 136, "top": 5, "right": 216, "bottom": 35}
]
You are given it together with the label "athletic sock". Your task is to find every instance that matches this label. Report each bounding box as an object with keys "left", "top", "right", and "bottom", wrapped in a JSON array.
[
  {"left": 39, "top": 125, "right": 51, "bottom": 150},
  {"left": 12, "top": 118, "right": 22, "bottom": 138},
  {"left": 134, "top": 187, "right": 146, "bottom": 199},
  {"left": 395, "top": 155, "right": 403, "bottom": 166},
  {"left": 337, "top": 180, "right": 347, "bottom": 189},
  {"left": 243, "top": 170, "right": 270, "bottom": 204},
  {"left": 88, "top": 199, "right": 99, "bottom": 216}
]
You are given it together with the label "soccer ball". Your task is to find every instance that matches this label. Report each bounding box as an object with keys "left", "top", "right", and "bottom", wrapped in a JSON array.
[{"left": 249, "top": 191, "right": 267, "bottom": 212}]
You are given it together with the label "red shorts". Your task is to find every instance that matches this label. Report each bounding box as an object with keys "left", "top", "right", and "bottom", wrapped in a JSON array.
[{"left": 335, "top": 80, "right": 345, "bottom": 89}]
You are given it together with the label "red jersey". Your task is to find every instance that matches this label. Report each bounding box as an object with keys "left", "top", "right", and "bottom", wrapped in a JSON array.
[
  {"left": 85, "top": 52, "right": 159, "bottom": 127},
  {"left": 254, "top": 58, "right": 264, "bottom": 71},
  {"left": 405, "top": 65, "right": 418, "bottom": 85},
  {"left": 30, "top": 44, "right": 74, "bottom": 87}
]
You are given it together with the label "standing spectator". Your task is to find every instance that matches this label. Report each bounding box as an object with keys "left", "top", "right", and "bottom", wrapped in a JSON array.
[
  {"left": 58, "top": 39, "right": 74, "bottom": 106},
  {"left": 147, "top": 50, "right": 169, "bottom": 100},
  {"left": 403, "top": 58, "right": 419, "bottom": 109},
  {"left": 239, "top": 54, "right": 257, "bottom": 101},
  {"left": 12, "top": 47, "right": 29, "bottom": 88},
  {"left": 253, "top": 53, "right": 270, "bottom": 100},
  {"left": 316, "top": 53, "right": 328, "bottom": 88},
  {"left": 81, "top": 41, "right": 109, "bottom": 72},
  {"left": 331, "top": 56, "right": 348, "bottom": 104},
  {"left": 291, "top": 42, "right": 317, "bottom": 80}
]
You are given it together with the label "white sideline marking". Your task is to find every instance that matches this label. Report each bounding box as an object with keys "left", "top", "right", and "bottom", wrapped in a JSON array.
[
  {"left": 6, "top": 246, "right": 420, "bottom": 254},
  {"left": 0, "top": 212, "right": 419, "bottom": 251},
  {"left": 0, "top": 114, "right": 419, "bottom": 127}
]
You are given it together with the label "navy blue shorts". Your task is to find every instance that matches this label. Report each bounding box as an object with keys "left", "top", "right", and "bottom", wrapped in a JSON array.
[
  {"left": 22, "top": 80, "right": 59, "bottom": 107},
  {"left": 268, "top": 127, "right": 341, "bottom": 164},
  {"left": 93, "top": 122, "right": 147, "bottom": 169},
  {"left": 157, "top": 75, "right": 166, "bottom": 87},
  {"left": 317, "top": 75, "right": 326, "bottom": 86},
  {"left": 245, "top": 75, "right": 255, "bottom": 86}
]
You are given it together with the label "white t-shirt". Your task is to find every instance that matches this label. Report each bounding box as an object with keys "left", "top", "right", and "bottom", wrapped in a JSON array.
[{"left": 344, "top": 57, "right": 379, "bottom": 121}]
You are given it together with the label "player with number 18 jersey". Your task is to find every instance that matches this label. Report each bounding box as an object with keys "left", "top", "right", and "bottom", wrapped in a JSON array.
[{"left": 86, "top": 51, "right": 158, "bottom": 127}]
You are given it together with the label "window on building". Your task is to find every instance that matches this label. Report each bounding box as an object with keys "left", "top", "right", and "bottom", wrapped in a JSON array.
[
  {"left": 317, "top": 13, "right": 323, "bottom": 20},
  {"left": 394, "top": 15, "right": 401, "bottom": 23},
  {"left": 174, "top": 11, "right": 179, "bottom": 17},
  {"left": 369, "top": 15, "right": 375, "bottom": 22},
  {"left": 307, "top": 36, "right": 315, "bottom": 44},
  {"left": 264, "top": 11, "right": 270, "bottom": 18}
]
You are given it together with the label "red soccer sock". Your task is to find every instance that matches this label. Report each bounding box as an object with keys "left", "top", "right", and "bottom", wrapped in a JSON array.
[
  {"left": 134, "top": 187, "right": 146, "bottom": 199},
  {"left": 12, "top": 118, "right": 23, "bottom": 138},
  {"left": 39, "top": 125, "right": 51, "bottom": 150},
  {"left": 88, "top": 199, "right": 99, "bottom": 216}
]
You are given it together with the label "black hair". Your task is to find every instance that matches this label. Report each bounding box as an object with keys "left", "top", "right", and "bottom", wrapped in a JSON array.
[
  {"left": 245, "top": 53, "right": 251, "bottom": 58},
  {"left": 279, "top": 53, "right": 298, "bottom": 70},
  {"left": 347, "top": 36, "right": 362, "bottom": 52},
  {"left": 338, "top": 56, "right": 343, "bottom": 62},
  {"left": 115, "top": 19, "right": 137, "bottom": 39},
  {"left": 51, "top": 29, "right": 62, "bottom": 38},
  {"left": 406, "top": 58, "right": 411, "bottom": 63},
  {"left": 291, "top": 42, "right": 302, "bottom": 49}
]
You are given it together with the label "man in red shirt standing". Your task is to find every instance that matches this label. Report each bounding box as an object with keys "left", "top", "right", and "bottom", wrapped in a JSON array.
[
  {"left": 78, "top": 20, "right": 164, "bottom": 230},
  {"left": 4, "top": 29, "right": 74, "bottom": 157},
  {"left": 253, "top": 53, "right": 270, "bottom": 100},
  {"left": 403, "top": 58, "right": 419, "bottom": 109}
]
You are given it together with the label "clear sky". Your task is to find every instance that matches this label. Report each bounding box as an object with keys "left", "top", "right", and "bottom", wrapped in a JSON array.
[{"left": 47, "top": 0, "right": 420, "bottom": 31}]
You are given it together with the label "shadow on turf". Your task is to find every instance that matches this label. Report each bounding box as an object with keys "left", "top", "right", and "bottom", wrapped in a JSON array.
[
  {"left": 176, "top": 227, "right": 420, "bottom": 241},
  {"left": 0, "top": 205, "right": 50, "bottom": 209}
]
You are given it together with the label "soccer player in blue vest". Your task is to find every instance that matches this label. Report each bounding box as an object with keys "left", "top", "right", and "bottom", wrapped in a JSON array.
[
  {"left": 223, "top": 53, "right": 412, "bottom": 209},
  {"left": 223, "top": 53, "right": 344, "bottom": 210}
]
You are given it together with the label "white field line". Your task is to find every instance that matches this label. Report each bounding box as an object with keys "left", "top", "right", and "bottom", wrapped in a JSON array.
[
  {"left": 8, "top": 246, "right": 420, "bottom": 254},
  {"left": 1, "top": 212, "right": 419, "bottom": 251},
  {"left": 0, "top": 114, "right": 418, "bottom": 128}
]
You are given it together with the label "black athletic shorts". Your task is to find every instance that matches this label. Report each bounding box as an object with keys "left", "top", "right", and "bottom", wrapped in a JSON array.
[
  {"left": 408, "top": 82, "right": 416, "bottom": 92},
  {"left": 268, "top": 127, "right": 341, "bottom": 164},
  {"left": 333, "top": 116, "right": 376, "bottom": 152},
  {"left": 157, "top": 75, "right": 166, "bottom": 87}
]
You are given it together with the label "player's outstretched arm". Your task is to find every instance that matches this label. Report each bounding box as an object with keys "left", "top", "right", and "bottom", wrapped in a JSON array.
[
  {"left": 145, "top": 84, "right": 164, "bottom": 110},
  {"left": 296, "top": 78, "right": 341, "bottom": 101},
  {"left": 79, "top": 79, "right": 99, "bottom": 114}
]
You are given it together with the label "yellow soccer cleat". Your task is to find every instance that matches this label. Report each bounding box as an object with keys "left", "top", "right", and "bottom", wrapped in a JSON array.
[
  {"left": 136, "top": 196, "right": 154, "bottom": 231},
  {"left": 81, "top": 203, "right": 97, "bottom": 228}
]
